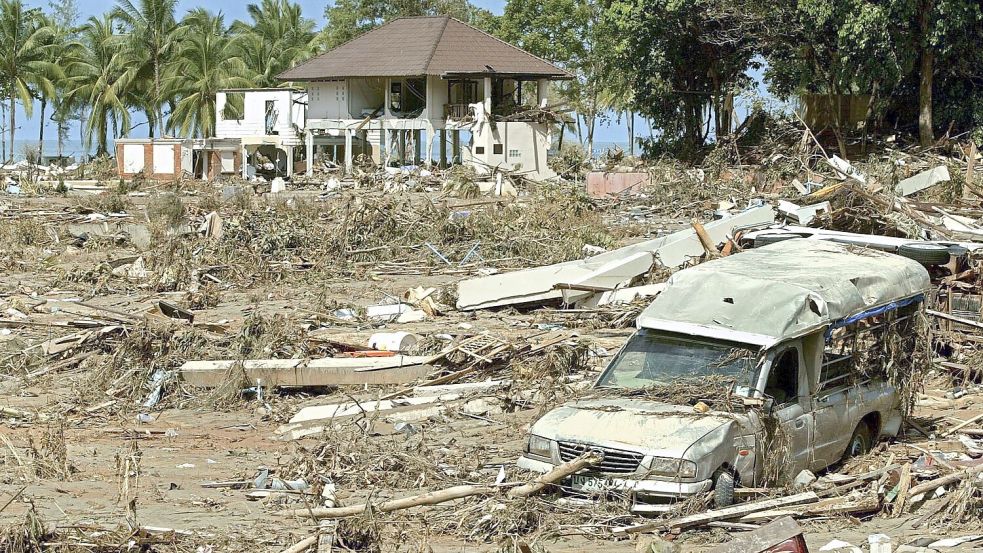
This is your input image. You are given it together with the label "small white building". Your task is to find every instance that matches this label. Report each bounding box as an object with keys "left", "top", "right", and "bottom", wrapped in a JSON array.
[
  {"left": 277, "top": 15, "right": 572, "bottom": 181},
  {"left": 214, "top": 88, "right": 307, "bottom": 178}
]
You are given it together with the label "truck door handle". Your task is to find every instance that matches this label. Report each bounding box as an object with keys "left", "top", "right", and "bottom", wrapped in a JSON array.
[{"left": 794, "top": 420, "right": 806, "bottom": 429}]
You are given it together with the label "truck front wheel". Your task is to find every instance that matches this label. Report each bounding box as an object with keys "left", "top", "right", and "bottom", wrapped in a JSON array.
[{"left": 713, "top": 469, "right": 735, "bottom": 508}]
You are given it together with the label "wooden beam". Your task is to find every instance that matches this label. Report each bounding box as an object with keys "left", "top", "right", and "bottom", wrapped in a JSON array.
[
  {"left": 179, "top": 356, "right": 436, "bottom": 388},
  {"left": 613, "top": 492, "right": 819, "bottom": 535}
]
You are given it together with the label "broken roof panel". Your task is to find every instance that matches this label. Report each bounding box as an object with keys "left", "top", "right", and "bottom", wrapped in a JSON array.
[
  {"left": 637, "top": 240, "right": 931, "bottom": 344},
  {"left": 278, "top": 16, "right": 572, "bottom": 81}
]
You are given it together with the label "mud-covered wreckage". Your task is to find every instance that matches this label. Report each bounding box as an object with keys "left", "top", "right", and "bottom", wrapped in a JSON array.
[{"left": 518, "top": 239, "right": 931, "bottom": 513}]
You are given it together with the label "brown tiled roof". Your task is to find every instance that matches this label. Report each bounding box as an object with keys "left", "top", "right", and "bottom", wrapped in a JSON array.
[{"left": 278, "top": 16, "right": 572, "bottom": 81}]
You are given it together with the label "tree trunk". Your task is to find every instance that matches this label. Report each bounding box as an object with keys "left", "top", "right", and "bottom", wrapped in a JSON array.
[
  {"left": 98, "top": 114, "right": 108, "bottom": 157},
  {"left": 8, "top": 93, "right": 15, "bottom": 163},
  {"left": 627, "top": 110, "right": 634, "bottom": 156},
  {"left": 918, "top": 35, "right": 934, "bottom": 147},
  {"left": 38, "top": 98, "right": 46, "bottom": 161},
  {"left": 154, "top": 57, "right": 164, "bottom": 137}
]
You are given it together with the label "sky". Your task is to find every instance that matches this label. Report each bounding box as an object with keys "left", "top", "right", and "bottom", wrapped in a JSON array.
[{"left": 14, "top": 0, "right": 671, "bottom": 157}]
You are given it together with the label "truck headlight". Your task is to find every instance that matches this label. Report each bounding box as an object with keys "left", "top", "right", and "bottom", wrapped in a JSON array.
[
  {"left": 526, "top": 434, "right": 553, "bottom": 459},
  {"left": 644, "top": 457, "right": 697, "bottom": 478}
]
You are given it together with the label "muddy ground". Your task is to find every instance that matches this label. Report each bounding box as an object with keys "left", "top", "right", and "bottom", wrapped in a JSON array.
[{"left": 0, "top": 186, "right": 981, "bottom": 552}]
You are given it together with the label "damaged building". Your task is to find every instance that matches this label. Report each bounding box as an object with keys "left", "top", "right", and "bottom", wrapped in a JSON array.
[{"left": 114, "top": 16, "right": 571, "bottom": 182}]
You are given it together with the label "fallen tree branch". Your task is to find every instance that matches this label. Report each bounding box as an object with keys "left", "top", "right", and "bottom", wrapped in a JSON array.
[
  {"left": 279, "top": 535, "right": 317, "bottom": 553},
  {"left": 283, "top": 451, "right": 601, "bottom": 519},
  {"left": 906, "top": 463, "right": 983, "bottom": 499},
  {"left": 507, "top": 451, "right": 603, "bottom": 499}
]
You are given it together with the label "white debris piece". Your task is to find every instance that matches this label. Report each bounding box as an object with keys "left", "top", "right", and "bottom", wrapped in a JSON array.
[
  {"left": 827, "top": 155, "right": 866, "bottom": 185},
  {"left": 896, "top": 165, "right": 950, "bottom": 196}
]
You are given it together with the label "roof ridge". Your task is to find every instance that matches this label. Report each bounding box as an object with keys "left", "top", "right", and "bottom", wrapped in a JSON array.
[
  {"left": 441, "top": 16, "right": 571, "bottom": 78},
  {"left": 278, "top": 18, "right": 404, "bottom": 81},
  {"left": 422, "top": 16, "right": 452, "bottom": 73}
]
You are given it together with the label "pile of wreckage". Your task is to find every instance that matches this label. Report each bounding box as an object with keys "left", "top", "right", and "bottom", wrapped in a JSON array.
[{"left": 2, "top": 136, "right": 983, "bottom": 552}]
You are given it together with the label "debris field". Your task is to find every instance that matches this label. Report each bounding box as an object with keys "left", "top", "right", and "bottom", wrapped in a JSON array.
[{"left": 2, "top": 136, "right": 983, "bottom": 553}]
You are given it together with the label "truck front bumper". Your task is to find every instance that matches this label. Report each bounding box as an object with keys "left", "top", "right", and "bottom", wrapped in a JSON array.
[{"left": 517, "top": 455, "right": 712, "bottom": 512}]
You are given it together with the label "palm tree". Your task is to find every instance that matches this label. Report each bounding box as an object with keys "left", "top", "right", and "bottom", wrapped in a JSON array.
[
  {"left": 65, "top": 15, "right": 135, "bottom": 156},
  {"left": 0, "top": 0, "right": 62, "bottom": 162},
  {"left": 231, "top": 0, "right": 316, "bottom": 88},
  {"left": 113, "top": 0, "right": 178, "bottom": 138},
  {"left": 165, "top": 9, "right": 251, "bottom": 138}
]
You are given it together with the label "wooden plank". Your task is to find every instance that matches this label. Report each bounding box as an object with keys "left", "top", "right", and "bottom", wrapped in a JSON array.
[
  {"left": 706, "top": 517, "right": 801, "bottom": 553},
  {"left": 927, "top": 309, "right": 983, "bottom": 332},
  {"left": 613, "top": 492, "right": 819, "bottom": 534},
  {"left": 180, "top": 356, "right": 435, "bottom": 387}
]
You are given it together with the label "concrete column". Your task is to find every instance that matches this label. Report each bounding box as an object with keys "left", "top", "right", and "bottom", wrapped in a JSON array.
[
  {"left": 439, "top": 129, "right": 447, "bottom": 168},
  {"left": 398, "top": 130, "right": 407, "bottom": 165},
  {"left": 305, "top": 129, "right": 314, "bottom": 177},
  {"left": 414, "top": 130, "right": 422, "bottom": 165},
  {"left": 285, "top": 146, "right": 294, "bottom": 177},
  {"left": 537, "top": 79, "right": 548, "bottom": 107},
  {"left": 378, "top": 123, "right": 386, "bottom": 165},
  {"left": 483, "top": 77, "right": 492, "bottom": 114},
  {"left": 202, "top": 149, "right": 209, "bottom": 182},
  {"left": 384, "top": 79, "right": 391, "bottom": 118},
  {"left": 241, "top": 146, "right": 248, "bottom": 179},
  {"left": 452, "top": 130, "right": 461, "bottom": 164},
  {"left": 344, "top": 128, "right": 353, "bottom": 174}
]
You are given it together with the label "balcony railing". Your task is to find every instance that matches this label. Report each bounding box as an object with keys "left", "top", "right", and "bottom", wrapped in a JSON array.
[{"left": 445, "top": 103, "right": 473, "bottom": 119}]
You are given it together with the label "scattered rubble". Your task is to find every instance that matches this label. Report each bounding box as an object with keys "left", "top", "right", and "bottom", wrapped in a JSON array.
[{"left": 1, "top": 135, "right": 982, "bottom": 552}]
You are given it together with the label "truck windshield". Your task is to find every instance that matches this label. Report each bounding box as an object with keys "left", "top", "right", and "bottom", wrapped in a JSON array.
[{"left": 596, "top": 330, "right": 758, "bottom": 389}]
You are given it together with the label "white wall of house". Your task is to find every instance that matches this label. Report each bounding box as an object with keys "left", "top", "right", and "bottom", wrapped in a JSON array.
[
  {"left": 308, "top": 80, "right": 349, "bottom": 120},
  {"left": 215, "top": 89, "right": 306, "bottom": 145},
  {"left": 465, "top": 121, "right": 554, "bottom": 181}
]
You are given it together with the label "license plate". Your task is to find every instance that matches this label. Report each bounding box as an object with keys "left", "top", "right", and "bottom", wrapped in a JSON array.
[{"left": 570, "top": 474, "right": 610, "bottom": 493}]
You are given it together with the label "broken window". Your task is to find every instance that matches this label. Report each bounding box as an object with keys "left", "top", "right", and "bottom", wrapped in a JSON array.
[
  {"left": 265, "top": 100, "right": 278, "bottom": 135},
  {"left": 765, "top": 348, "right": 799, "bottom": 405},
  {"left": 596, "top": 330, "right": 756, "bottom": 389},
  {"left": 493, "top": 144, "right": 503, "bottom": 155},
  {"left": 390, "top": 81, "right": 402, "bottom": 112},
  {"left": 819, "top": 305, "right": 921, "bottom": 391},
  {"left": 222, "top": 92, "right": 244, "bottom": 121}
]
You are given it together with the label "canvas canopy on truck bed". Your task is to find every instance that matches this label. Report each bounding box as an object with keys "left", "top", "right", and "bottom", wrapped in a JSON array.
[{"left": 636, "top": 239, "right": 931, "bottom": 347}]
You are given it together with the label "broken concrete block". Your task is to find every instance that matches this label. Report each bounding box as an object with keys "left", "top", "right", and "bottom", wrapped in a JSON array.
[
  {"left": 456, "top": 206, "right": 775, "bottom": 311},
  {"left": 585, "top": 171, "right": 650, "bottom": 198},
  {"left": 896, "top": 166, "right": 950, "bottom": 196},
  {"left": 778, "top": 200, "right": 832, "bottom": 225}
]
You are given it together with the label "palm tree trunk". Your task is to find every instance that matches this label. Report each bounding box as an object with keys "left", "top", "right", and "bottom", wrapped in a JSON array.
[
  {"left": 154, "top": 58, "right": 164, "bottom": 137},
  {"left": 8, "top": 93, "right": 16, "bottom": 163},
  {"left": 38, "top": 98, "right": 46, "bottom": 162},
  {"left": 98, "top": 115, "right": 107, "bottom": 157}
]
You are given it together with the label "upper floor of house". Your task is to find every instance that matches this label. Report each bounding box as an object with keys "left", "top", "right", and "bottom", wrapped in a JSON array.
[
  {"left": 215, "top": 88, "right": 307, "bottom": 144},
  {"left": 276, "top": 16, "right": 571, "bottom": 130}
]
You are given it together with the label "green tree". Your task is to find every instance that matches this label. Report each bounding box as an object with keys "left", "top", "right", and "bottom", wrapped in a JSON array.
[
  {"left": 0, "top": 0, "right": 62, "bottom": 161},
  {"left": 166, "top": 9, "right": 252, "bottom": 137},
  {"left": 231, "top": 0, "right": 317, "bottom": 87},
  {"left": 320, "top": 0, "right": 494, "bottom": 49},
  {"left": 606, "top": 0, "right": 758, "bottom": 158},
  {"left": 114, "top": 0, "right": 178, "bottom": 138},
  {"left": 497, "top": 0, "right": 619, "bottom": 155},
  {"left": 47, "top": 0, "right": 81, "bottom": 160},
  {"left": 761, "top": 0, "right": 902, "bottom": 156},
  {"left": 65, "top": 14, "right": 135, "bottom": 155}
]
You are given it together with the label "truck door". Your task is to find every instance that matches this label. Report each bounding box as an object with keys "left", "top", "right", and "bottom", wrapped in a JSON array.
[{"left": 765, "top": 346, "right": 815, "bottom": 476}]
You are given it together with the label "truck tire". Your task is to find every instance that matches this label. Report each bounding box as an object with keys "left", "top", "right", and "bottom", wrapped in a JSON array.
[
  {"left": 844, "top": 422, "right": 873, "bottom": 459},
  {"left": 897, "top": 243, "right": 951, "bottom": 265},
  {"left": 713, "top": 469, "right": 735, "bottom": 508}
]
